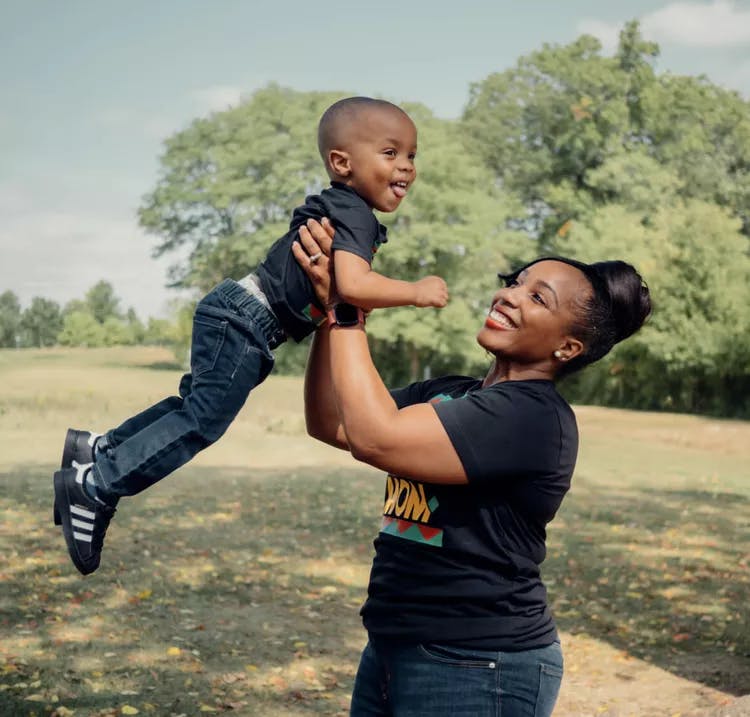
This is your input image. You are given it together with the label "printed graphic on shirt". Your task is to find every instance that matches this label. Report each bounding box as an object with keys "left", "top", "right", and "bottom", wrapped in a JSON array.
[
  {"left": 380, "top": 475, "right": 442, "bottom": 547},
  {"left": 378, "top": 389, "right": 458, "bottom": 547},
  {"left": 301, "top": 303, "right": 326, "bottom": 326}
]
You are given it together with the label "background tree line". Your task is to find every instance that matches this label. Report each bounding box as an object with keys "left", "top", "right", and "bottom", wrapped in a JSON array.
[
  {"left": 0, "top": 281, "right": 175, "bottom": 350},
  {"left": 6, "top": 23, "right": 749, "bottom": 417}
]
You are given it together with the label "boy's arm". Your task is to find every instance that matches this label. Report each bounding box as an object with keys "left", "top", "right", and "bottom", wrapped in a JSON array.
[{"left": 334, "top": 250, "right": 448, "bottom": 310}]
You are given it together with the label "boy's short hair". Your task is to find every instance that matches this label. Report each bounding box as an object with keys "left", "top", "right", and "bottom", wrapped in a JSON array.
[{"left": 317, "top": 97, "right": 408, "bottom": 161}]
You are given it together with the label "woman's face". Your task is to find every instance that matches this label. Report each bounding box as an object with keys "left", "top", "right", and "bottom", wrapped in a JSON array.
[{"left": 477, "top": 260, "right": 592, "bottom": 370}]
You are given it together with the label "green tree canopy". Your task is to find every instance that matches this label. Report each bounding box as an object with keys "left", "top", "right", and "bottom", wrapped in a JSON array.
[
  {"left": 462, "top": 22, "right": 750, "bottom": 246},
  {"left": 58, "top": 311, "right": 106, "bottom": 347},
  {"left": 138, "top": 86, "right": 527, "bottom": 381},
  {"left": 85, "top": 280, "right": 122, "bottom": 324},
  {"left": 21, "top": 297, "right": 62, "bottom": 348},
  {"left": 0, "top": 290, "right": 22, "bottom": 347},
  {"left": 139, "top": 85, "right": 344, "bottom": 291}
]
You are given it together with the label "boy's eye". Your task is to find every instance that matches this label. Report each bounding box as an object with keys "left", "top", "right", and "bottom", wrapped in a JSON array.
[
  {"left": 383, "top": 149, "right": 397, "bottom": 157},
  {"left": 408, "top": 152, "right": 417, "bottom": 161}
]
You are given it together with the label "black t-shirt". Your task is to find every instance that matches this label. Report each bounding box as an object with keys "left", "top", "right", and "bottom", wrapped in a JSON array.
[
  {"left": 256, "top": 182, "right": 388, "bottom": 342},
  {"left": 361, "top": 375, "right": 578, "bottom": 651}
]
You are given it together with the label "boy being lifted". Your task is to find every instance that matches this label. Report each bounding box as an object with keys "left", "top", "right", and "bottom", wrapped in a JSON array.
[{"left": 53, "top": 96, "right": 448, "bottom": 575}]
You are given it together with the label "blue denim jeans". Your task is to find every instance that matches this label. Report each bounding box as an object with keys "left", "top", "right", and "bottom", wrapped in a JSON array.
[
  {"left": 92, "top": 279, "right": 283, "bottom": 499},
  {"left": 349, "top": 639, "right": 563, "bottom": 717}
]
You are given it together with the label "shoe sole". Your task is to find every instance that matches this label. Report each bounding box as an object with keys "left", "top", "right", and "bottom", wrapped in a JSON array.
[
  {"left": 53, "top": 469, "right": 97, "bottom": 576},
  {"left": 54, "top": 429, "right": 88, "bottom": 526}
]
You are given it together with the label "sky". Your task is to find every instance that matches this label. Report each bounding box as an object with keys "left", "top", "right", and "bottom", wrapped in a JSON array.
[{"left": 2, "top": 0, "right": 750, "bottom": 319}]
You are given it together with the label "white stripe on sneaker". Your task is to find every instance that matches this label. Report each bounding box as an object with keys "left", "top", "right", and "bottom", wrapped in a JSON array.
[
  {"left": 71, "top": 504, "right": 96, "bottom": 520},
  {"left": 73, "top": 531, "right": 93, "bottom": 542},
  {"left": 71, "top": 518, "right": 93, "bottom": 531}
]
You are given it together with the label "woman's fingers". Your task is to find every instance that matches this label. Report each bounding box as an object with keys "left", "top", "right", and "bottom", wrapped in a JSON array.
[
  {"left": 307, "top": 218, "right": 335, "bottom": 255},
  {"left": 293, "top": 225, "right": 334, "bottom": 306}
]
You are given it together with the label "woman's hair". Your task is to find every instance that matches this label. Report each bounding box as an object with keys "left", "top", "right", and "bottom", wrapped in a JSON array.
[{"left": 500, "top": 257, "right": 652, "bottom": 377}]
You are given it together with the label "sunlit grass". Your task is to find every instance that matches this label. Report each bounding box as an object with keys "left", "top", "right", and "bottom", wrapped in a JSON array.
[{"left": 0, "top": 346, "right": 748, "bottom": 716}]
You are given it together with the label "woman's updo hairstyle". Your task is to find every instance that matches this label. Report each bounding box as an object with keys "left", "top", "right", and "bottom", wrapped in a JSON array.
[{"left": 499, "top": 257, "right": 652, "bottom": 377}]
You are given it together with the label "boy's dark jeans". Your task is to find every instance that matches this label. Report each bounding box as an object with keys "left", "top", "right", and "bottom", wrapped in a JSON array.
[{"left": 92, "top": 279, "right": 283, "bottom": 499}]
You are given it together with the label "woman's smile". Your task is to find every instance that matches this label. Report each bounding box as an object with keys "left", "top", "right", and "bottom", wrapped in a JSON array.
[{"left": 485, "top": 306, "right": 517, "bottom": 330}]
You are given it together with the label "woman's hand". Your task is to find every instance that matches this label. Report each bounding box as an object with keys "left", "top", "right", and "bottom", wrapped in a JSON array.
[{"left": 293, "top": 218, "right": 336, "bottom": 309}]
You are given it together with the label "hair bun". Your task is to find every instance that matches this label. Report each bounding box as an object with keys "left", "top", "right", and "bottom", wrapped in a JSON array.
[{"left": 590, "top": 261, "right": 651, "bottom": 343}]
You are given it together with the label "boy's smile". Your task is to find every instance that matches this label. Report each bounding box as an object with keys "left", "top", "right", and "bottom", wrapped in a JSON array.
[{"left": 335, "top": 107, "right": 417, "bottom": 213}]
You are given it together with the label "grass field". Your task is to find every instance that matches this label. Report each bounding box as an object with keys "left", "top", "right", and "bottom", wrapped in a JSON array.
[{"left": 1, "top": 346, "right": 748, "bottom": 717}]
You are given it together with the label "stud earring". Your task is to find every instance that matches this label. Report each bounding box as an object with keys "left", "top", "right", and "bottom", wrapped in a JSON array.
[{"left": 554, "top": 350, "right": 563, "bottom": 359}]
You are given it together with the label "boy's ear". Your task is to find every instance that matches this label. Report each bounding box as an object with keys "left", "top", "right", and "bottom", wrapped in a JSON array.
[{"left": 328, "top": 150, "right": 351, "bottom": 178}]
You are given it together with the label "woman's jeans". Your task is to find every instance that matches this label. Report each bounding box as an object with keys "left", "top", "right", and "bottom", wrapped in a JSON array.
[
  {"left": 92, "top": 279, "right": 283, "bottom": 499},
  {"left": 350, "top": 639, "right": 563, "bottom": 717}
]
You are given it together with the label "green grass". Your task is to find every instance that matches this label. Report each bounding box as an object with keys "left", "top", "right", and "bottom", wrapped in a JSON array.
[{"left": 1, "top": 346, "right": 748, "bottom": 716}]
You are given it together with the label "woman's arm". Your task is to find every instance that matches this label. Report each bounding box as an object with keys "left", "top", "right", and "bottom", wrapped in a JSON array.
[
  {"left": 327, "top": 323, "right": 467, "bottom": 483},
  {"left": 296, "top": 219, "right": 468, "bottom": 485},
  {"left": 304, "top": 325, "right": 349, "bottom": 449},
  {"left": 292, "top": 219, "right": 349, "bottom": 449}
]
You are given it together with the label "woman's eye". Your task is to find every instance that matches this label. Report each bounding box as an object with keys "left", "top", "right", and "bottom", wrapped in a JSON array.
[{"left": 532, "top": 292, "right": 546, "bottom": 306}]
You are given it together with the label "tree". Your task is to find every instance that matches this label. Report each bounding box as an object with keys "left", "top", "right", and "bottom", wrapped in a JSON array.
[
  {"left": 366, "top": 102, "right": 529, "bottom": 382},
  {"left": 0, "top": 290, "right": 22, "bottom": 347},
  {"left": 125, "top": 307, "right": 146, "bottom": 344},
  {"left": 553, "top": 199, "right": 750, "bottom": 415},
  {"left": 139, "top": 85, "right": 344, "bottom": 292},
  {"left": 139, "top": 87, "right": 528, "bottom": 381},
  {"left": 58, "top": 311, "right": 106, "bottom": 347},
  {"left": 462, "top": 21, "right": 750, "bottom": 415},
  {"left": 85, "top": 281, "right": 121, "bottom": 324},
  {"left": 20, "top": 297, "right": 62, "bottom": 347},
  {"left": 462, "top": 22, "right": 750, "bottom": 246}
]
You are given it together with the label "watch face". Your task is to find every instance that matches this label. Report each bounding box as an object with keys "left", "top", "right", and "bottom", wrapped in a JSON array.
[{"left": 334, "top": 303, "right": 361, "bottom": 326}]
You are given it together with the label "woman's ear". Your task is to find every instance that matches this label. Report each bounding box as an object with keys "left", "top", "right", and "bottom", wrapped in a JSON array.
[
  {"left": 328, "top": 150, "right": 351, "bottom": 178},
  {"left": 556, "top": 337, "right": 584, "bottom": 363}
]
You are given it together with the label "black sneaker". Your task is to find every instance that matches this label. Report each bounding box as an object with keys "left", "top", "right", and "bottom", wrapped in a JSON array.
[
  {"left": 53, "top": 462, "right": 116, "bottom": 575},
  {"left": 54, "top": 429, "right": 102, "bottom": 525}
]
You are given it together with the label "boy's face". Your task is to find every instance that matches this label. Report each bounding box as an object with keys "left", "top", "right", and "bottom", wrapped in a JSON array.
[{"left": 335, "top": 108, "right": 417, "bottom": 212}]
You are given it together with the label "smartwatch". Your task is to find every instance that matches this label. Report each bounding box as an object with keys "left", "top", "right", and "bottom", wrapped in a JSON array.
[{"left": 327, "top": 303, "right": 365, "bottom": 328}]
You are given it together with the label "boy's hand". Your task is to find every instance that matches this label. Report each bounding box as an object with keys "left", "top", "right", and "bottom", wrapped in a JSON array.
[{"left": 414, "top": 276, "right": 449, "bottom": 308}]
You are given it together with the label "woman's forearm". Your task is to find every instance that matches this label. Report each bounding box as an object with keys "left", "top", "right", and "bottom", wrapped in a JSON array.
[
  {"left": 328, "top": 324, "right": 399, "bottom": 461},
  {"left": 304, "top": 326, "right": 348, "bottom": 449}
]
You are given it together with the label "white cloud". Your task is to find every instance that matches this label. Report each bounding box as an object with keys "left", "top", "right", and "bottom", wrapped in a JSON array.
[
  {"left": 579, "top": 1, "right": 750, "bottom": 50},
  {"left": 188, "top": 85, "right": 245, "bottom": 113},
  {"left": 0, "top": 182, "right": 186, "bottom": 319},
  {"left": 643, "top": 0, "right": 750, "bottom": 47}
]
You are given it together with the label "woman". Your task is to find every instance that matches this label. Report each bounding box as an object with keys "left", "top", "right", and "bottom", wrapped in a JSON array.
[{"left": 292, "top": 218, "right": 651, "bottom": 717}]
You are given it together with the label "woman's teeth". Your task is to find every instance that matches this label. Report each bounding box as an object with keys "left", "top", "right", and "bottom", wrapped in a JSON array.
[{"left": 488, "top": 309, "right": 516, "bottom": 329}]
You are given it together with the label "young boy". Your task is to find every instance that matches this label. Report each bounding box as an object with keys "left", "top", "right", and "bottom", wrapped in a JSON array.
[{"left": 53, "top": 96, "right": 448, "bottom": 575}]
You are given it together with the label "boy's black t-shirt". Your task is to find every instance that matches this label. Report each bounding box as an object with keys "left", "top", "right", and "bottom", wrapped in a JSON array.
[
  {"left": 256, "top": 182, "right": 387, "bottom": 342},
  {"left": 361, "top": 375, "right": 578, "bottom": 651}
]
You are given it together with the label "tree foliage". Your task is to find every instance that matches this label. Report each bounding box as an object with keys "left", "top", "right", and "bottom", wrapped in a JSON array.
[
  {"left": 462, "top": 22, "right": 750, "bottom": 416},
  {"left": 0, "top": 290, "right": 22, "bottom": 347},
  {"left": 21, "top": 297, "right": 63, "bottom": 348},
  {"left": 129, "top": 24, "right": 750, "bottom": 415},
  {"left": 138, "top": 87, "right": 529, "bottom": 381}
]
